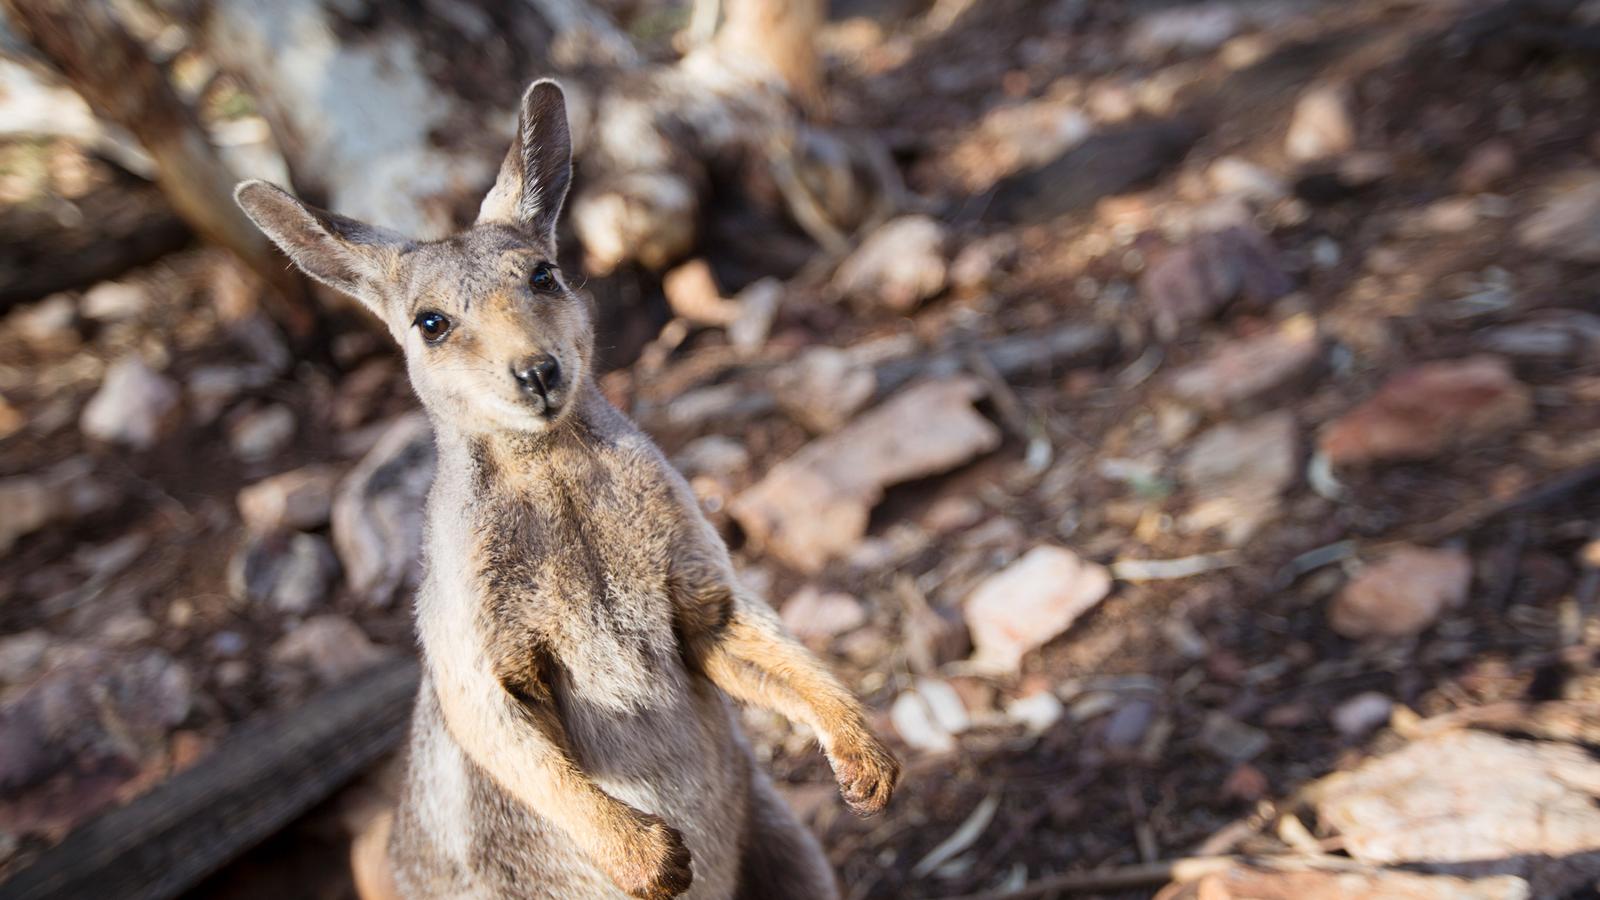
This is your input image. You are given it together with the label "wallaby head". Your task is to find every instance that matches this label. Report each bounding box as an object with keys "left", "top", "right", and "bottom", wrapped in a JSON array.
[{"left": 236, "top": 79, "right": 591, "bottom": 436}]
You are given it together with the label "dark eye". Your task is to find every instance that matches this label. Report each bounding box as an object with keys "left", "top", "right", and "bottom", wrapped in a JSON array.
[
  {"left": 414, "top": 310, "right": 452, "bottom": 343},
  {"left": 530, "top": 264, "right": 559, "bottom": 293}
]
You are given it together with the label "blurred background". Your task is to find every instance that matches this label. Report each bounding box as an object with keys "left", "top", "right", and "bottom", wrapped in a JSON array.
[{"left": 1, "top": 0, "right": 1599, "bottom": 897}]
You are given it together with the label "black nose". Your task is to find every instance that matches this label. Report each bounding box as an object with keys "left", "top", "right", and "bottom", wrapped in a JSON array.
[{"left": 512, "top": 353, "right": 561, "bottom": 398}]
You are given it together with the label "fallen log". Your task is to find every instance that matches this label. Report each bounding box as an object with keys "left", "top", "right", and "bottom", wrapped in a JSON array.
[{"left": 0, "top": 657, "right": 420, "bottom": 900}]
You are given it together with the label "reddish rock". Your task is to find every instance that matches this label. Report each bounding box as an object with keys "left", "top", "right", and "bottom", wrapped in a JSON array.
[
  {"left": 1143, "top": 225, "right": 1292, "bottom": 339},
  {"left": 1319, "top": 356, "right": 1532, "bottom": 466},
  {"left": 963, "top": 545, "right": 1112, "bottom": 674},
  {"left": 1330, "top": 545, "right": 1472, "bottom": 639}
]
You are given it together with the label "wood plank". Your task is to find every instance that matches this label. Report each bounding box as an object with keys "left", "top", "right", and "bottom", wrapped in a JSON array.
[{"left": 0, "top": 657, "right": 419, "bottom": 900}]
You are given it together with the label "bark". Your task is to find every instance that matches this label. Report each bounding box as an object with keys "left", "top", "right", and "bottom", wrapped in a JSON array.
[
  {"left": 0, "top": 0, "right": 314, "bottom": 333},
  {"left": 198, "top": 0, "right": 887, "bottom": 274}
]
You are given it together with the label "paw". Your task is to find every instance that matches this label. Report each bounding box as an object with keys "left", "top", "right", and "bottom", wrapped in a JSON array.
[
  {"left": 829, "top": 736, "right": 900, "bottom": 816},
  {"left": 615, "top": 814, "right": 693, "bottom": 900}
]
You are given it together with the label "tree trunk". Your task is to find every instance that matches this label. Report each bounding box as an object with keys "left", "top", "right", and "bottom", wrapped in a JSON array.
[{"left": 0, "top": 0, "right": 314, "bottom": 334}]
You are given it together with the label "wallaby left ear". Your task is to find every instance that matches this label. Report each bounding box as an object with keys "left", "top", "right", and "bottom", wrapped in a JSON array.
[{"left": 478, "top": 78, "right": 573, "bottom": 242}]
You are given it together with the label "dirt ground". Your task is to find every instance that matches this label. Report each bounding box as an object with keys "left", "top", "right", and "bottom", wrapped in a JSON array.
[{"left": 4, "top": 1, "right": 1600, "bottom": 898}]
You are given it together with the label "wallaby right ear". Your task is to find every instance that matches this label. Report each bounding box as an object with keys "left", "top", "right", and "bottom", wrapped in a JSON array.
[{"left": 234, "top": 180, "right": 409, "bottom": 316}]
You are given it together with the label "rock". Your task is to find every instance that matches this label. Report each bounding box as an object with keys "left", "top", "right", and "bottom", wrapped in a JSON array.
[
  {"left": 1222, "top": 763, "right": 1269, "bottom": 802},
  {"left": 185, "top": 364, "right": 276, "bottom": 426},
  {"left": 663, "top": 259, "right": 739, "bottom": 326},
  {"left": 949, "top": 234, "right": 1019, "bottom": 291},
  {"left": 1208, "top": 156, "right": 1289, "bottom": 204},
  {"left": 780, "top": 587, "right": 866, "bottom": 642},
  {"left": 731, "top": 379, "right": 999, "bottom": 572},
  {"left": 229, "top": 531, "right": 340, "bottom": 614},
  {"left": 0, "top": 458, "right": 117, "bottom": 554},
  {"left": 80, "top": 280, "right": 148, "bottom": 323},
  {"left": 1286, "top": 83, "right": 1356, "bottom": 162},
  {"left": 237, "top": 465, "right": 340, "bottom": 533},
  {"left": 1331, "top": 691, "right": 1393, "bottom": 738},
  {"left": 1517, "top": 172, "right": 1600, "bottom": 264},
  {"left": 11, "top": 293, "right": 78, "bottom": 349},
  {"left": 890, "top": 678, "right": 970, "bottom": 753},
  {"left": 1319, "top": 356, "right": 1532, "bottom": 466},
  {"left": 833, "top": 215, "right": 948, "bottom": 312},
  {"left": 963, "top": 545, "right": 1113, "bottom": 674},
  {"left": 0, "top": 648, "right": 191, "bottom": 792},
  {"left": 1157, "top": 864, "right": 1531, "bottom": 900},
  {"left": 1179, "top": 412, "right": 1297, "bottom": 545},
  {"left": 1330, "top": 545, "right": 1472, "bottom": 639},
  {"left": 949, "top": 100, "right": 1093, "bottom": 188},
  {"left": 1128, "top": 2, "right": 1242, "bottom": 58},
  {"left": 1198, "top": 711, "right": 1269, "bottom": 762},
  {"left": 992, "top": 120, "right": 1202, "bottom": 222},
  {"left": 768, "top": 346, "right": 877, "bottom": 433},
  {"left": 1309, "top": 730, "right": 1600, "bottom": 896},
  {"left": 1143, "top": 225, "right": 1292, "bottom": 339},
  {"left": 1456, "top": 139, "right": 1516, "bottom": 193},
  {"left": 1478, "top": 310, "right": 1600, "bottom": 362},
  {"left": 227, "top": 404, "right": 296, "bottom": 463},
  {"left": 1004, "top": 690, "right": 1064, "bottom": 736},
  {"left": 0, "top": 631, "right": 49, "bottom": 685},
  {"left": 1169, "top": 315, "right": 1320, "bottom": 410},
  {"left": 672, "top": 436, "right": 750, "bottom": 480},
  {"left": 270, "top": 615, "right": 388, "bottom": 685},
  {"left": 80, "top": 357, "right": 181, "bottom": 450},
  {"left": 1103, "top": 696, "right": 1157, "bottom": 750},
  {"left": 332, "top": 414, "right": 435, "bottom": 606},
  {"left": 728, "top": 278, "right": 782, "bottom": 356}
]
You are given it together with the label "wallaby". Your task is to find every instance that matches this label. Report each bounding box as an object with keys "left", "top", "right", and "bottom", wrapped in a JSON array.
[{"left": 234, "top": 79, "right": 899, "bottom": 899}]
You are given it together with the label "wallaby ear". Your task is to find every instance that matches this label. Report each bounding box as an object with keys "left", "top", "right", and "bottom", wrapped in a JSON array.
[
  {"left": 234, "top": 180, "right": 408, "bottom": 316},
  {"left": 477, "top": 78, "right": 573, "bottom": 242}
]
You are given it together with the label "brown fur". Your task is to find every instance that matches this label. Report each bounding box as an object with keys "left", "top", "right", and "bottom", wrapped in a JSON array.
[{"left": 235, "top": 78, "right": 898, "bottom": 899}]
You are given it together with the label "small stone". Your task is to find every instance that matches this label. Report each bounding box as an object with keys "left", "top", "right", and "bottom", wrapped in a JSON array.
[
  {"left": 1330, "top": 545, "right": 1472, "bottom": 639},
  {"left": 227, "top": 404, "right": 296, "bottom": 463},
  {"left": 663, "top": 259, "right": 739, "bottom": 326},
  {"left": 1208, "top": 156, "right": 1288, "bottom": 204},
  {"left": 1332, "top": 691, "right": 1394, "bottom": 737},
  {"left": 1143, "top": 225, "right": 1292, "bottom": 339},
  {"left": 1517, "top": 172, "right": 1600, "bottom": 264},
  {"left": 270, "top": 615, "right": 388, "bottom": 685},
  {"left": 185, "top": 364, "right": 275, "bottom": 426},
  {"left": 10, "top": 293, "right": 78, "bottom": 348},
  {"left": 1179, "top": 412, "right": 1297, "bottom": 545},
  {"left": 833, "top": 215, "right": 948, "bottom": 311},
  {"left": 728, "top": 278, "right": 782, "bottom": 356},
  {"left": 1478, "top": 310, "right": 1600, "bottom": 362},
  {"left": 237, "top": 465, "right": 340, "bottom": 533},
  {"left": 80, "top": 281, "right": 148, "bottom": 323},
  {"left": 890, "top": 678, "right": 969, "bottom": 753},
  {"left": 769, "top": 346, "right": 877, "bottom": 433},
  {"left": 922, "top": 496, "right": 985, "bottom": 535},
  {"left": 1456, "top": 139, "right": 1516, "bottom": 193},
  {"left": 1199, "top": 711, "right": 1269, "bottom": 762},
  {"left": 1222, "top": 763, "right": 1269, "bottom": 802},
  {"left": 1005, "top": 689, "right": 1064, "bottom": 735},
  {"left": 1169, "top": 315, "right": 1320, "bottom": 410},
  {"left": 780, "top": 587, "right": 867, "bottom": 642},
  {"left": 950, "top": 234, "right": 1019, "bottom": 291},
  {"left": 672, "top": 436, "right": 750, "bottom": 479},
  {"left": 80, "top": 357, "right": 181, "bottom": 450},
  {"left": 1319, "top": 356, "right": 1532, "bottom": 466},
  {"left": 1286, "top": 83, "right": 1356, "bottom": 162},
  {"left": 964, "top": 545, "right": 1113, "bottom": 674},
  {"left": 0, "top": 394, "right": 23, "bottom": 440},
  {"left": 228, "top": 531, "right": 340, "bottom": 614},
  {"left": 1103, "top": 696, "right": 1157, "bottom": 750},
  {"left": 332, "top": 414, "right": 435, "bottom": 606}
]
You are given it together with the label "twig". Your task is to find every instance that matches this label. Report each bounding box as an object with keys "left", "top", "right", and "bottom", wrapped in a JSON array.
[
  {"left": 932, "top": 853, "right": 1370, "bottom": 900},
  {"left": 1396, "top": 461, "right": 1600, "bottom": 546},
  {"left": 1112, "top": 552, "right": 1238, "bottom": 582}
]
